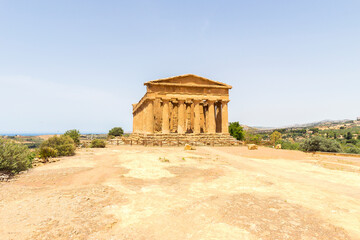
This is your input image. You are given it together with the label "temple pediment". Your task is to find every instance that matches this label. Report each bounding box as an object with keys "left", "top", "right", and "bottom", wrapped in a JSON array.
[{"left": 145, "top": 74, "right": 232, "bottom": 89}]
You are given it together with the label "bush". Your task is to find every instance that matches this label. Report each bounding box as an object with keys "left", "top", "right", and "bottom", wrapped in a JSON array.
[
  {"left": 90, "top": 139, "right": 106, "bottom": 148},
  {"left": 229, "top": 122, "right": 245, "bottom": 141},
  {"left": 0, "top": 139, "right": 33, "bottom": 174},
  {"left": 108, "top": 127, "right": 124, "bottom": 137},
  {"left": 39, "top": 147, "right": 58, "bottom": 159},
  {"left": 343, "top": 144, "right": 360, "bottom": 154},
  {"left": 344, "top": 146, "right": 360, "bottom": 154},
  {"left": 245, "top": 133, "right": 262, "bottom": 144},
  {"left": 300, "top": 136, "right": 341, "bottom": 153},
  {"left": 276, "top": 140, "right": 300, "bottom": 150},
  {"left": 39, "top": 135, "right": 76, "bottom": 159},
  {"left": 64, "top": 129, "right": 80, "bottom": 146}
]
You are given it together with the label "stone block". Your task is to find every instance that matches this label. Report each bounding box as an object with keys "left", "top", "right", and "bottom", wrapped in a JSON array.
[
  {"left": 184, "top": 144, "right": 195, "bottom": 150},
  {"left": 247, "top": 144, "right": 258, "bottom": 150}
]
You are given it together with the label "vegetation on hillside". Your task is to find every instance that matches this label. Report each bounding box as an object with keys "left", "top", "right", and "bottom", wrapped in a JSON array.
[
  {"left": 246, "top": 122, "right": 360, "bottom": 154},
  {"left": 3, "top": 135, "right": 43, "bottom": 149}
]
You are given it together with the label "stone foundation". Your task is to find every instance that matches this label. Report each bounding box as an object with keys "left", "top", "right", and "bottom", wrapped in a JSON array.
[{"left": 126, "top": 133, "right": 240, "bottom": 146}]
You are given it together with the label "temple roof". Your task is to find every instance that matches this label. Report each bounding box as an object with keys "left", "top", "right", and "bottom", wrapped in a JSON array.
[{"left": 144, "top": 74, "right": 232, "bottom": 89}]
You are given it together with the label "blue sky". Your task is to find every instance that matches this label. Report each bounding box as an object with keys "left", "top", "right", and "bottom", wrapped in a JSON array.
[{"left": 1, "top": 0, "right": 359, "bottom": 133}]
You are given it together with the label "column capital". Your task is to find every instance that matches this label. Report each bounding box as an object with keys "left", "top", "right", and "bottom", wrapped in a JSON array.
[
  {"left": 193, "top": 99, "right": 201, "bottom": 104},
  {"left": 177, "top": 99, "right": 185, "bottom": 103},
  {"left": 221, "top": 100, "right": 230, "bottom": 104}
]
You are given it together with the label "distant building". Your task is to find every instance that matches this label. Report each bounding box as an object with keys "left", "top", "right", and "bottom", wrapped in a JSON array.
[{"left": 357, "top": 117, "right": 360, "bottom": 121}]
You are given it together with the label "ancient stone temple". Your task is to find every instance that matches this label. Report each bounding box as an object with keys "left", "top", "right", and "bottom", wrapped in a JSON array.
[{"left": 130, "top": 74, "right": 239, "bottom": 146}]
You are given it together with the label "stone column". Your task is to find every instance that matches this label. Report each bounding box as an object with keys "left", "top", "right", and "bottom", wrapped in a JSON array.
[
  {"left": 200, "top": 104, "right": 205, "bottom": 133},
  {"left": 186, "top": 102, "right": 191, "bottom": 132},
  {"left": 190, "top": 102, "right": 195, "bottom": 131},
  {"left": 146, "top": 100, "right": 154, "bottom": 133},
  {"left": 207, "top": 100, "right": 216, "bottom": 134},
  {"left": 139, "top": 107, "right": 144, "bottom": 133},
  {"left": 205, "top": 105, "right": 209, "bottom": 133},
  {"left": 162, "top": 99, "right": 170, "bottom": 134},
  {"left": 193, "top": 100, "right": 201, "bottom": 134},
  {"left": 135, "top": 112, "right": 139, "bottom": 133},
  {"left": 177, "top": 100, "right": 186, "bottom": 134},
  {"left": 221, "top": 100, "right": 229, "bottom": 134},
  {"left": 216, "top": 102, "right": 222, "bottom": 133},
  {"left": 132, "top": 112, "right": 136, "bottom": 133}
]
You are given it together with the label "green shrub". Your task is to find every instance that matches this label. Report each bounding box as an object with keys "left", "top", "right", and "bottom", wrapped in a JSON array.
[
  {"left": 300, "top": 136, "right": 341, "bottom": 153},
  {"left": 108, "top": 127, "right": 124, "bottom": 137},
  {"left": 276, "top": 140, "right": 300, "bottom": 150},
  {"left": 64, "top": 129, "right": 80, "bottom": 146},
  {"left": 229, "top": 122, "right": 245, "bottom": 141},
  {"left": 343, "top": 144, "right": 360, "bottom": 154},
  {"left": 39, "top": 146, "right": 58, "bottom": 159},
  {"left": 39, "top": 135, "right": 76, "bottom": 159},
  {"left": 90, "top": 139, "right": 106, "bottom": 148},
  {"left": 244, "top": 132, "right": 261, "bottom": 144},
  {"left": 0, "top": 139, "right": 33, "bottom": 173}
]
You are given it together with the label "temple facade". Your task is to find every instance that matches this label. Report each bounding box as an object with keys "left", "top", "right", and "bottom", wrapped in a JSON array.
[{"left": 132, "top": 74, "right": 231, "bottom": 135}]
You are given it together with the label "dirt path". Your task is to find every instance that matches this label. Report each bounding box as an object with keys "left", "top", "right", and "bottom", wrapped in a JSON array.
[{"left": 1, "top": 146, "right": 359, "bottom": 239}]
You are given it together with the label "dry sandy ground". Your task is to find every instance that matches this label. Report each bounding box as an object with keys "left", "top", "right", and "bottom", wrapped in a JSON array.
[{"left": 1, "top": 146, "right": 360, "bottom": 240}]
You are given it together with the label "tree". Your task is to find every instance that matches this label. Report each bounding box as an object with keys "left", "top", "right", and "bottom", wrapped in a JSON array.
[
  {"left": 228, "top": 122, "right": 245, "bottom": 141},
  {"left": 64, "top": 129, "right": 80, "bottom": 146},
  {"left": 345, "top": 132, "right": 353, "bottom": 140},
  {"left": 0, "top": 139, "right": 33, "bottom": 173},
  {"left": 108, "top": 127, "right": 124, "bottom": 137},
  {"left": 270, "top": 131, "right": 282, "bottom": 144}
]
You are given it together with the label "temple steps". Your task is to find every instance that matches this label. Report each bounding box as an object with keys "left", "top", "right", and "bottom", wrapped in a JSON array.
[{"left": 126, "top": 133, "right": 240, "bottom": 146}]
